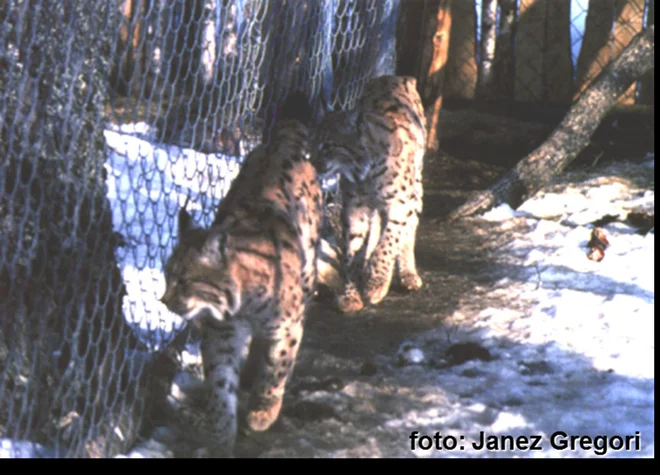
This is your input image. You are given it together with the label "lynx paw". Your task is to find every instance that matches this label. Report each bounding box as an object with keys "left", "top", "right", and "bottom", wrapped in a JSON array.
[
  {"left": 335, "top": 291, "right": 364, "bottom": 314},
  {"left": 398, "top": 271, "right": 423, "bottom": 292},
  {"left": 245, "top": 398, "right": 283, "bottom": 432},
  {"left": 363, "top": 277, "right": 390, "bottom": 306}
]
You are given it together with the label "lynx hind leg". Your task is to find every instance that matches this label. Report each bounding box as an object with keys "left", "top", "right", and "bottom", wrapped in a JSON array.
[
  {"left": 200, "top": 320, "right": 252, "bottom": 457},
  {"left": 363, "top": 215, "right": 404, "bottom": 306},
  {"left": 396, "top": 208, "right": 423, "bottom": 292},
  {"left": 336, "top": 202, "right": 373, "bottom": 314},
  {"left": 246, "top": 315, "right": 305, "bottom": 432}
]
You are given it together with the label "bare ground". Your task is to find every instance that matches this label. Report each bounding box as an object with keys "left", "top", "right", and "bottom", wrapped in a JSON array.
[{"left": 136, "top": 149, "right": 654, "bottom": 459}]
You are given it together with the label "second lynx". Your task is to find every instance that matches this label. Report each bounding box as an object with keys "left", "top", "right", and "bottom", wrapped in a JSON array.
[{"left": 313, "top": 75, "right": 426, "bottom": 314}]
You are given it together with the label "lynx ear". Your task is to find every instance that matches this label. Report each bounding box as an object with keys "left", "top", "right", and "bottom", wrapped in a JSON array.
[{"left": 178, "top": 208, "right": 199, "bottom": 241}]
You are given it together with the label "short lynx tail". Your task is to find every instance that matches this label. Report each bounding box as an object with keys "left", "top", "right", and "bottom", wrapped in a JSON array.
[{"left": 276, "top": 90, "right": 313, "bottom": 125}]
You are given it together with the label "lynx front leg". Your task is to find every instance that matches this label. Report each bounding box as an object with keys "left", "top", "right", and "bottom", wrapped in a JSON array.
[
  {"left": 200, "top": 319, "right": 252, "bottom": 457},
  {"left": 363, "top": 211, "right": 406, "bottom": 306},
  {"left": 245, "top": 316, "right": 305, "bottom": 432},
  {"left": 335, "top": 200, "right": 373, "bottom": 313},
  {"left": 396, "top": 207, "right": 423, "bottom": 292}
]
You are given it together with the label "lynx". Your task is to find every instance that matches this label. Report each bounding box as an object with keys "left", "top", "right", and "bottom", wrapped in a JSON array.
[
  {"left": 160, "top": 92, "right": 323, "bottom": 456},
  {"left": 313, "top": 75, "right": 426, "bottom": 313}
]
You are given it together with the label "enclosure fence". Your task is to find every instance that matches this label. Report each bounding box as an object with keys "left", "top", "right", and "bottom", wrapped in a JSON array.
[
  {"left": 0, "top": 0, "right": 653, "bottom": 458},
  {"left": 397, "top": 0, "right": 652, "bottom": 105},
  {"left": 0, "top": 0, "right": 398, "bottom": 458}
]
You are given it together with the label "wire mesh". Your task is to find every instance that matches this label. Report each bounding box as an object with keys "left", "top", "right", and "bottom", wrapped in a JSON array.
[
  {"left": 0, "top": 0, "right": 651, "bottom": 459},
  {"left": 0, "top": 0, "right": 399, "bottom": 458},
  {"left": 443, "top": 0, "right": 649, "bottom": 104}
]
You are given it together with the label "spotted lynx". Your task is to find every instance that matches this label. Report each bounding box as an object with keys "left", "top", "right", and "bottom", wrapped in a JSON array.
[
  {"left": 160, "top": 92, "right": 323, "bottom": 456},
  {"left": 313, "top": 75, "right": 426, "bottom": 313}
]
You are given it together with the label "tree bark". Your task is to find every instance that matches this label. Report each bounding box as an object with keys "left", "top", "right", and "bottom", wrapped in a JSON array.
[
  {"left": 514, "top": 0, "right": 546, "bottom": 101},
  {"left": 112, "top": 0, "right": 146, "bottom": 97},
  {"left": 444, "top": 0, "right": 477, "bottom": 99},
  {"left": 492, "top": 0, "right": 516, "bottom": 101},
  {"left": 639, "top": 0, "right": 655, "bottom": 105},
  {"left": 573, "top": 0, "right": 615, "bottom": 101},
  {"left": 476, "top": 0, "right": 498, "bottom": 100},
  {"left": 544, "top": 0, "right": 573, "bottom": 102},
  {"left": 448, "top": 25, "right": 654, "bottom": 222},
  {"left": 613, "top": 0, "right": 646, "bottom": 104},
  {"left": 421, "top": 0, "right": 453, "bottom": 152}
]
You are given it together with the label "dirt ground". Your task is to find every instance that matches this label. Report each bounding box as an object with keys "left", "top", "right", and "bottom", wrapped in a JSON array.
[
  {"left": 228, "top": 152, "right": 519, "bottom": 457},
  {"left": 139, "top": 143, "right": 653, "bottom": 459}
]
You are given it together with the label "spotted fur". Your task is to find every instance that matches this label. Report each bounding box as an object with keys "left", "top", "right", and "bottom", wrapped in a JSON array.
[
  {"left": 313, "top": 75, "right": 426, "bottom": 313},
  {"left": 161, "top": 92, "right": 323, "bottom": 456}
]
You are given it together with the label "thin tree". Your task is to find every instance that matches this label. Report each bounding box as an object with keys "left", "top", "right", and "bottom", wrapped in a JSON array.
[{"left": 476, "top": 0, "right": 498, "bottom": 100}]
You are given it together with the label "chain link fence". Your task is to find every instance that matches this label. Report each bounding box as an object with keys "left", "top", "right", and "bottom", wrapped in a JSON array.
[
  {"left": 1, "top": 0, "right": 398, "bottom": 458},
  {"left": 422, "top": 0, "right": 652, "bottom": 105},
  {"left": 0, "top": 0, "right": 652, "bottom": 459}
]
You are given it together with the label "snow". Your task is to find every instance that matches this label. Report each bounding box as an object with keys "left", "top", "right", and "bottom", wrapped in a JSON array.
[
  {"left": 396, "top": 159, "right": 655, "bottom": 458},
  {"left": 0, "top": 439, "right": 56, "bottom": 458},
  {"left": 2, "top": 126, "right": 652, "bottom": 459}
]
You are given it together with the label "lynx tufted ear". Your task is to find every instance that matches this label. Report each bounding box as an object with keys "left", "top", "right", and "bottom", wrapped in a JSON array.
[{"left": 178, "top": 208, "right": 201, "bottom": 241}]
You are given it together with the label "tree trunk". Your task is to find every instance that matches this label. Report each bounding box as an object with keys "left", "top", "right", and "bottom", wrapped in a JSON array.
[
  {"left": 492, "top": 0, "right": 516, "bottom": 101},
  {"left": 639, "top": 0, "right": 655, "bottom": 105},
  {"left": 199, "top": 0, "right": 220, "bottom": 87},
  {"left": 476, "top": 0, "right": 498, "bottom": 100},
  {"left": 573, "top": 0, "right": 615, "bottom": 101},
  {"left": 111, "top": 0, "right": 146, "bottom": 96},
  {"left": 514, "top": 0, "right": 546, "bottom": 101},
  {"left": 514, "top": 0, "right": 573, "bottom": 102},
  {"left": 544, "top": 0, "right": 573, "bottom": 102},
  {"left": 1, "top": 0, "right": 153, "bottom": 457},
  {"left": 448, "top": 26, "right": 654, "bottom": 222},
  {"left": 613, "top": 0, "right": 646, "bottom": 104},
  {"left": 395, "top": 0, "right": 426, "bottom": 77},
  {"left": 444, "top": 0, "right": 477, "bottom": 99},
  {"left": 420, "top": 0, "right": 453, "bottom": 152}
]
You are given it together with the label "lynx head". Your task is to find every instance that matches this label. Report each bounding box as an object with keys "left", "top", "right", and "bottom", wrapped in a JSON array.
[
  {"left": 312, "top": 107, "right": 373, "bottom": 184},
  {"left": 161, "top": 209, "right": 240, "bottom": 323}
]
